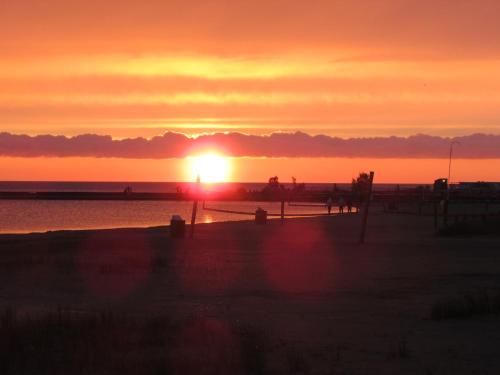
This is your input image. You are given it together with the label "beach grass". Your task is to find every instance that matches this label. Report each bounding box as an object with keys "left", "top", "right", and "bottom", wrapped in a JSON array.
[
  {"left": 431, "top": 290, "right": 500, "bottom": 321},
  {"left": 0, "top": 307, "right": 268, "bottom": 375}
]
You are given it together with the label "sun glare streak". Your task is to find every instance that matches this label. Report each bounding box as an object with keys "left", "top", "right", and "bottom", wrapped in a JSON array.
[
  {"left": 4, "top": 54, "right": 500, "bottom": 80},
  {"left": 188, "top": 153, "right": 231, "bottom": 183}
]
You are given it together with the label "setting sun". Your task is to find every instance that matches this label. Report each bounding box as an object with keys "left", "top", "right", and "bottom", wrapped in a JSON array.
[{"left": 188, "top": 153, "right": 231, "bottom": 183}]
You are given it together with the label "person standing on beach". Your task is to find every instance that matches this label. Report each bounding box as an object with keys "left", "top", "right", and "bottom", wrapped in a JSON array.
[
  {"left": 326, "top": 196, "right": 333, "bottom": 215},
  {"left": 338, "top": 196, "right": 345, "bottom": 213},
  {"left": 347, "top": 196, "right": 353, "bottom": 213}
]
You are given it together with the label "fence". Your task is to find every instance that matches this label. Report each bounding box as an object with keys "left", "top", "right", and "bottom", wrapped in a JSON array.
[{"left": 186, "top": 171, "right": 375, "bottom": 244}]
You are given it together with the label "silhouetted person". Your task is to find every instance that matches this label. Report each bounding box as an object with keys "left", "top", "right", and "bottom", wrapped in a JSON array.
[
  {"left": 326, "top": 196, "right": 333, "bottom": 214},
  {"left": 347, "top": 197, "right": 353, "bottom": 213},
  {"left": 338, "top": 196, "right": 345, "bottom": 214}
]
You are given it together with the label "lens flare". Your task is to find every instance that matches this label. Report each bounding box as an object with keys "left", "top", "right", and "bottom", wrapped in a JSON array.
[{"left": 189, "top": 153, "right": 230, "bottom": 183}]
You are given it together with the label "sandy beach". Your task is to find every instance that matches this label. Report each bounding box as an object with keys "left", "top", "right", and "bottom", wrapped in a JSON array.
[{"left": 1, "top": 206, "right": 500, "bottom": 374}]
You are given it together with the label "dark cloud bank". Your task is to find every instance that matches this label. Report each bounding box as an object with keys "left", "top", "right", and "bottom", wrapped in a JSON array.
[{"left": 1, "top": 132, "right": 500, "bottom": 159}]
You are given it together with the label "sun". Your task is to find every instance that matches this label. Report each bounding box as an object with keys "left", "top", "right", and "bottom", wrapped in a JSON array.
[{"left": 189, "top": 153, "right": 231, "bottom": 183}]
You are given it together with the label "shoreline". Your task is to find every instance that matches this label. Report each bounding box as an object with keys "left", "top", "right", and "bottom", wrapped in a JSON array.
[
  {"left": 0, "top": 212, "right": 343, "bottom": 236},
  {"left": 0, "top": 199, "right": 346, "bottom": 235}
]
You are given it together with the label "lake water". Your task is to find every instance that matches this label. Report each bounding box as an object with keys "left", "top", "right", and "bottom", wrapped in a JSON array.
[
  {"left": 0, "top": 200, "right": 338, "bottom": 234},
  {"left": 0, "top": 181, "right": 423, "bottom": 234}
]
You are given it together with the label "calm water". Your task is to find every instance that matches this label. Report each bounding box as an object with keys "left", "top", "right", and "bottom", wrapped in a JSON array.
[
  {"left": 0, "top": 200, "right": 338, "bottom": 234},
  {"left": 0, "top": 181, "right": 424, "bottom": 234}
]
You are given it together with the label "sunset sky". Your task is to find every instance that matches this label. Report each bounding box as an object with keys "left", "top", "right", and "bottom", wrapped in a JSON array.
[{"left": 2, "top": 0, "right": 500, "bottom": 182}]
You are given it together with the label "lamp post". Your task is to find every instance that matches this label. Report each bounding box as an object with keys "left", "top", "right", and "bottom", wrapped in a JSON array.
[{"left": 448, "top": 141, "right": 460, "bottom": 185}]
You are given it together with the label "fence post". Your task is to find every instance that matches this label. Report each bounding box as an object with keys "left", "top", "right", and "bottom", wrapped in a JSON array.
[
  {"left": 190, "top": 175, "right": 200, "bottom": 238},
  {"left": 280, "top": 200, "right": 285, "bottom": 222},
  {"left": 359, "top": 171, "right": 375, "bottom": 244}
]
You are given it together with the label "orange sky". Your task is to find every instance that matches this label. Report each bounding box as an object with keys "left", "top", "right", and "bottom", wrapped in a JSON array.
[
  {"left": 1, "top": 1, "right": 500, "bottom": 182},
  {"left": 1, "top": 157, "right": 499, "bottom": 184}
]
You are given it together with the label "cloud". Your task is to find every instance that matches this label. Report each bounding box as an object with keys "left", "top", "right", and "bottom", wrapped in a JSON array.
[
  {"left": 2, "top": 1, "right": 500, "bottom": 59},
  {"left": 2, "top": 2, "right": 500, "bottom": 138},
  {"left": 1, "top": 132, "right": 500, "bottom": 159}
]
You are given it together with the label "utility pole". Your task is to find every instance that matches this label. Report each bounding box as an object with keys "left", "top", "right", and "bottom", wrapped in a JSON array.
[{"left": 448, "top": 141, "right": 460, "bottom": 184}]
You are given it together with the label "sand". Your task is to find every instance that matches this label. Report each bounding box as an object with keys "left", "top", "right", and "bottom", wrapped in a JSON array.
[{"left": 1, "top": 205, "right": 500, "bottom": 374}]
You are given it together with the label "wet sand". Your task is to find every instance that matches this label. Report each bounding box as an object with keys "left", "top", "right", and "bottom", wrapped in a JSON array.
[{"left": 1, "top": 207, "right": 500, "bottom": 374}]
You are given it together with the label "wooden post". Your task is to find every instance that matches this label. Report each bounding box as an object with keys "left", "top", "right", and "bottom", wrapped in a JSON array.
[
  {"left": 190, "top": 175, "right": 200, "bottom": 238},
  {"left": 280, "top": 200, "right": 285, "bottom": 223},
  {"left": 359, "top": 171, "right": 375, "bottom": 244}
]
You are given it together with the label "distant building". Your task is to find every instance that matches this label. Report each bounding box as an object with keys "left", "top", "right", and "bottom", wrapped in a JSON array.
[{"left": 455, "top": 182, "right": 500, "bottom": 193}]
